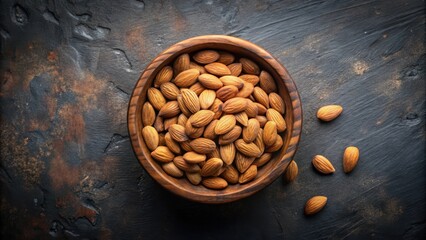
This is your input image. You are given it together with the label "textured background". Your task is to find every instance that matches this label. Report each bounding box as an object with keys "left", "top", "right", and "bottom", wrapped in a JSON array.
[{"left": 0, "top": 0, "right": 425, "bottom": 239}]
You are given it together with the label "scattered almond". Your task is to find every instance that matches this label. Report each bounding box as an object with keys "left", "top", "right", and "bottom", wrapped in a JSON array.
[
  {"left": 305, "top": 196, "right": 327, "bottom": 215},
  {"left": 312, "top": 155, "right": 335, "bottom": 174},
  {"left": 317, "top": 105, "right": 343, "bottom": 122},
  {"left": 343, "top": 146, "right": 359, "bottom": 173},
  {"left": 284, "top": 160, "right": 298, "bottom": 182}
]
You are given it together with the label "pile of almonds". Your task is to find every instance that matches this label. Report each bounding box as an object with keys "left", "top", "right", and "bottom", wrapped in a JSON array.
[{"left": 141, "top": 49, "right": 287, "bottom": 190}]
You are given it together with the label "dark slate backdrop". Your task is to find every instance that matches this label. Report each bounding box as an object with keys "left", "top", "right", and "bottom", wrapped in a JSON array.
[{"left": 0, "top": 0, "right": 425, "bottom": 239}]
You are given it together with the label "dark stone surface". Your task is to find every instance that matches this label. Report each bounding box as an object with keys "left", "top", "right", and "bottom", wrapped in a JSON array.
[{"left": 0, "top": 0, "right": 424, "bottom": 239}]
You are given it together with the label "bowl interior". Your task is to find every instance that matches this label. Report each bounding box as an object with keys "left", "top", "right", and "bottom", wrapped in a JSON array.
[{"left": 128, "top": 36, "right": 302, "bottom": 203}]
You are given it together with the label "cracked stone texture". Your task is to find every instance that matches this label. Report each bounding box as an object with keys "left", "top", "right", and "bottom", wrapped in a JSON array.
[{"left": 0, "top": 0, "right": 425, "bottom": 239}]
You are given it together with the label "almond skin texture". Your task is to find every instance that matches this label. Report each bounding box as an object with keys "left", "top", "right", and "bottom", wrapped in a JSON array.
[
  {"left": 186, "top": 172, "right": 202, "bottom": 185},
  {"left": 256, "top": 103, "right": 267, "bottom": 115},
  {"left": 312, "top": 155, "right": 335, "bottom": 174},
  {"left": 142, "top": 102, "right": 156, "bottom": 126},
  {"left": 236, "top": 82, "right": 254, "bottom": 98},
  {"left": 177, "top": 113, "right": 188, "bottom": 126},
  {"left": 256, "top": 115, "right": 267, "bottom": 127},
  {"left": 243, "top": 118, "right": 260, "bottom": 143},
  {"left": 235, "top": 111, "right": 249, "bottom": 126},
  {"left": 239, "top": 165, "right": 257, "bottom": 184},
  {"left": 265, "top": 134, "right": 283, "bottom": 152},
  {"left": 305, "top": 196, "right": 327, "bottom": 215},
  {"left": 189, "top": 61, "right": 206, "bottom": 74},
  {"left": 190, "top": 138, "right": 217, "bottom": 154},
  {"left": 239, "top": 74, "right": 260, "bottom": 86},
  {"left": 185, "top": 120, "right": 204, "bottom": 139},
  {"left": 199, "top": 90, "right": 216, "bottom": 109},
  {"left": 183, "top": 151, "right": 206, "bottom": 164},
  {"left": 240, "top": 58, "right": 260, "bottom": 75},
  {"left": 174, "top": 68, "right": 200, "bottom": 88},
  {"left": 215, "top": 115, "right": 237, "bottom": 135},
  {"left": 253, "top": 153, "right": 272, "bottom": 167},
  {"left": 163, "top": 116, "right": 178, "bottom": 131},
  {"left": 219, "top": 76, "right": 244, "bottom": 89},
  {"left": 160, "top": 82, "right": 180, "bottom": 100},
  {"left": 221, "top": 165, "right": 239, "bottom": 184},
  {"left": 180, "top": 89, "right": 200, "bottom": 113},
  {"left": 254, "top": 129, "right": 265, "bottom": 155},
  {"left": 153, "top": 116, "right": 164, "bottom": 132},
  {"left": 218, "top": 125, "right": 242, "bottom": 145},
  {"left": 269, "top": 92, "right": 285, "bottom": 114},
  {"left": 168, "top": 124, "right": 189, "bottom": 142},
  {"left": 173, "top": 53, "right": 190, "bottom": 75},
  {"left": 253, "top": 87, "right": 270, "bottom": 108},
  {"left": 259, "top": 70, "right": 277, "bottom": 93},
  {"left": 162, "top": 162, "right": 184, "bottom": 178},
  {"left": 202, "top": 177, "right": 228, "bottom": 190},
  {"left": 235, "top": 152, "right": 255, "bottom": 173},
  {"left": 164, "top": 132, "right": 181, "bottom": 154},
  {"left": 216, "top": 85, "right": 239, "bottom": 102},
  {"left": 189, "top": 82, "right": 205, "bottom": 96},
  {"left": 263, "top": 121, "right": 278, "bottom": 146},
  {"left": 205, "top": 62, "right": 231, "bottom": 76},
  {"left": 343, "top": 146, "right": 359, "bottom": 173},
  {"left": 204, "top": 119, "right": 218, "bottom": 140},
  {"left": 142, "top": 126, "right": 159, "bottom": 151},
  {"left": 317, "top": 105, "right": 343, "bottom": 122},
  {"left": 217, "top": 51, "right": 235, "bottom": 65},
  {"left": 155, "top": 66, "right": 173, "bottom": 87},
  {"left": 284, "top": 160, "right": 298, "bottom": 182},
  {"left": 209, "top": 98, "right": 223, "bottom": 120},
  {"left": 193, "top": 50, "right": 220, "bottom": 64},
  {"left": 158, "top": 101, "right": 181, "bottom": 118},
  {"left": 266, "top": 108, "right": 286, "bottom": 132},
  {"left": 222, "top": 97, "right": 248, "bottom": 113},
  {"left": 235, "top": 139, "right": 262, "bottom": 158},
  {"left": 245, "top": 100, "right": 259, "bottom": 118},
  {"left": 188, "top": 110, "right": 214, "bottom": 127},
  {"left": 198, "top": 73, "right": 223, "bottom": 90},
  {"left": 220, "top": 143, "right": 236, "bottom": 165},
  {"left": 227, "top": 63, "right": 242, "bottom": 76},
  {"left": 177, "top": 94, "right": 192, "bottom": 117},
  {"left": 147, "top": 88, "right": 166, "bottom": 111},
  {"left": 201, "top": 158, "right": 224, "bottom": 177},
  {"left": 151, "top": 146, "right": 174, "bottom": 163}
]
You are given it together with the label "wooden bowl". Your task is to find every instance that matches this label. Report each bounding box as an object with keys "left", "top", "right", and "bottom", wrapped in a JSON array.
[{"left": 128, "top": 35, "right": 302, "bottom": 203}]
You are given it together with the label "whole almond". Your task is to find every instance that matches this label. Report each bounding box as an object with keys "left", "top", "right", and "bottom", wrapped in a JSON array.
[
  {"left": 142, "top": 126, "right": 159, "bottom": 151},
  {"left": 256, "top": 103, "right": 267, "bottom": 115},
  {"left": 189, "top": 61, "right": 206, "bottom": 74},
  {"left": 193, "top": 50, "right": 220, "bottom": 64},
  {"left": 209, "top": 98, "right": 223, "bottom": 119},
  {"left": 142, "top": 102, "right": 156, "bottom": 126},
  {"left": 269, "top": 93, "right": 285, "bottom": 114},
  {"left": 151, "top": 146, "right": 174, "bottom": 163},
  {"left": 202, "top": 177, "right": 228, "bottom": 189},
  {"left": 215, "top": 115, "right": 236, "bottom": 135},
  {"left": 228, "top": 63, "right": 242, "bottom": 76},
  {"left": 186, "top": 172, "right": 202, "bottom": 185},
  {"left": 222, "top": 97, "right": 248, "bottom": 113},
  {"left": 240, "top": 58, "right": 260, "bottom": 75},
  {"left": 263, "top": 121, "right": 278, "bottom": 146},
  {"left": 163, "top": 116, "right": 178, "bottom": 131},
  {"left": 253, "top": 87, "right": 270, "bottom": 108},
  {"left": 153, "top": 116, "right": 164, "bottom": 132},
  {"left": 147, "top": 88, "right": 166, "bottom": 111},
  {"left": 190, "top": 138, "right": 217, "bottom": 154},
  {"left": 177, "top": 113, "right": 188, "bottom": 126},
  {"left": 219, "top": 76, "right": 244, "bottom": 89},
  {"left": 177, "top": 94, "right": 192, "bottom": 116},
  {"left": 265, "top": 134, "right": 283, "bottom": 152},
  {"left": 164, "top": 132, "right": 181, "bottom": 154},
  {"left": 218, "top": 125, "right": 242, "bottom": 145},
  {"left": 155, "top": 66, "right": 173, "bottom": 87},
  {"left": 185, "top": 120, "right": 204, "bottom": 138},
  {"left": 180, "top": 89, "right": 200, "bottom": 113},
  {"left": 208, "top": 147, "right": 221, "bottom": 159},
  {"left": 160, "top": 82, "right": 180, "bottom": 100},
  {"left": 162, "top": 162, "right": 184, "bottom": 178},
  {"left": 205, "top": 62, "right": 231, "bottom": 76},
  {"left": 305, "top": 196, "right": 327, "bottom": 215},
  {"left": 199, "top": 90, "right": 216, "bottom": 109},
  {"left": 239, "top": 165, "right": 257, "bottom": 184},
  {"left": 266, "top": 108, "right": 286, "bottom": 132},
  {"left": 181, "top": 140, "right": 193, "bottom": 152},
  {"left": 239, "top": 74, "right": 260, "bottom": 85},
  {"left": 245, "top": 100, "right": 258, "bottom": 118},
  {"left": 189, "top": 82, "right": 205, "bottom": 96},
  {"left": 216, "top": 85, "right": 239, "bottom": 102},
  {"left": 168, "top": 124, "right": 188, "bottom": 142},
  {"left": 253, "top": 153, "right": 272, "bottom": 167},
  {"left": 198, "top": 73, "right": 223, "bottom": 90},
  {"left": 284, "top": 160, "right": 298, "bottom": 182},
  {"left": 312, "top": 155, "right": 335, "bottom": 174},
  {"left": 317, "top": 105, "right": 343, "bottom": 122},
  {"left": 235, "top": 139, "right": 262, "bottom": 158},
  {"left": 188, "top": 110, "right": 214, "bottom": 127},
  {"left": 343, "top": 146, "right": 359, "bottom": 173},
  {"left": 173, "top": 53, "right": 190, "bottom": 75},
  {"left": 158, "top": 101, "right": 180, "bottom": 118},
  {"left": 217, "top": 51, "right": 235, "bottom": 65},
  {"left": 221, "top": 165, "right": 239, "bottom": 184},
  {"left": 204, "top": 119, "right": 218, "bottom": 140},
  {"left": 254, "top": 129, "right": 265, "bottom": 154},
  {"left": 235, "top": 111, "right": 249, "bottom": 126},
  {"left": 259, "top": 70, "right": 277, "bottom": 93},
  {"left": 235, "top": 152, "right": 256, "bottom": 173},
  {"left": 174, "top": 68, "right": 200, "bottom": 87},
  {"left": 173, "top": 156, "right": 200, "bottom": 173},
  {"left": 256, "top": 115, "right": 267, "bottom": 127},
  {"left": 243, "top": 118, "right": 260, "bottom": 143},
  {"left": 201, "top": 158, "right": 224, "bottom": 177},
  {"left": 220, "top": 143, "right": 236, "bottom": 165},
  {"left": 183, "top": 151, "right": 207, "bottom": 164},
  {"left": 236, "top": 82, "right": 254, "bottom": 98}
]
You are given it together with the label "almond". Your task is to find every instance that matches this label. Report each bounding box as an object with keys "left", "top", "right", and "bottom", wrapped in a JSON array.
[
  {"left": 269, "top": 93, "right": 285, "bottom": 114},
  {"left": 174, "top": 68, "right": 200, "bottom": 88},
  {"left": 160, "top": 82, "right": 180, "bottom": 100},
  {"left": 222, "top": 97, "right": 248, "bottom": 113},
  {"left": 221, "top": 165, "right": 239, "bottom": 184},
  {"left": 189, "top": 138, "right": 216, "bottom": 154},
  {"left": 193, "top": 50, "right": 220, "bottom": 64},
  {"left": 253, "top": 87, "right": 270, "bottom": 108},
  {"left": 245, "top": 100, "right": 258, "bottom": 118},
  {"left": 218, "top": 125, "right": 242, "bottom": 145},
  {"left": 235, "top": 111, "right": 249, "bottom": 126},
  {"left": 189, "top": 61, "right": 206, "bottom": 74},
  {"left": 217, "top": 51, "right": 235, "bottom": 65},
  {"left": 305, "top": 196, "right": 327, "bottom": 215},
  {"left": 173, "top": 53, "right": 190, "bottom": 75},
  {"left": 263, "top": 121, "right": 278, "bottom": 146},
  {"left": 176, "top": 94, "right": 192, "bottom": 116},
  {"left": 142, "top": 126, "right": 159, "bottom": 151},
  {"left": 183, "top": 151, "right": 207, "bottom": 164},
  {"left": 317, "top": 105, "right": 343, "bottom": 122},
  {"left": 147, "top": 88, "right": 166, "bottom": 111},
  {"left": 151, "top": 146, "right": 174, "bottom": 162},
  {"left": 236, "top": 82, "right": 254, "bottom": 98},
  {"left": 164, "top": 132, "right": 181, "bottom": 154},
  {"left": 209, "top": 98, "right": 223, "bottom": 119},
  {"left": 216, "top": 85, "right": 238, "bottom": 102},
  {"left": 154, "top": 66, "right": 173, "bottom": 87},
  {"left": 168, "top": 124, "right": 188, "bottom": 142},
  {"left": 253, "top": 153, "right": 272, "bottom": 167},
  {"left": 265, "top": 134, "right": 283, "bottom": 152},
  {"left": 162, "top": 162, "right": 183, "bottom": 178},
  {"left": 202, "top": 177, "right": 228, "bottom": 189},
  {"left": 186, "top": 172, "right": 202, "bottom": 185},
  {"left": 240, "top": 58, "right": 260, "bottom": 75},
  {"left": 173, "top": 156, "right": 201, "bottom": 173},
  {"left": 220, "top": 143, "right": 236, "bottom": 165},
  {"left": 163, "top": 116, "right": 178, "bottom": 131},
  {"left": 266, "top": 108, "right": 286, "bottom": 132},
  {"left": 215, "top": 115, "right": 236, "bottom": 135},
  {"left": 181, "top": 140, "right": 193, "bottom": 152},
  {"left": 153, "top": 116, "right": 164, "bottom": 132},
  {"left": 219, "top": 76, "right": 244, "bottom": 89},
  {"left": 243, "top": 118, "right": 260, "bottom": 143},
  {"left": 185, "top": 120, "right": 204, "bottom": 138},
  {"left": 198, "top": 73, "right": 223, "bottom": 90},
  {"left": 312, "top": 155, "right": 335, "bottom": 174},
  {"left": 177, "top": 113, "right": 188, "bottom": 126},
  {"left": 180, "top": 89, "right": 200, "bottom": 113},
  {"left": 189, "top": 82, "right": 205, "bottom": 96},
  {"left": 208, "top": 147, "right": 221, "bottom": 159},
  {"left": 259, "top": 70, "right": 277, "bottom": 93},
  {"left": 204, "top": 119, "right": 218, "bottom": 140},
  {"left": 142, "top": 102, "right": 156, "bottom": 126},
  {"left": 239, "top": 165, "right": 257, "bottom": 184},
  {"left": 227, "top": 63, "right": 242, "bottom": 76},
  {"left": 188, "top": 110, "right": 214, "bottom": 127},
  {"left": 256, "top": 103, "right": 267, "bottom": 115},
  {"left": 235, "top": 152, "right": 256, "bottom": 173},
  {"left": 235, "top": 139, "right": 262, "bottom": 158},
  {"left": 239, "top": 74, "right": 259, "bottom": 85},
  {"left": 205, "top": 62, "right": 231, "bottom": 76},
  {"left": 256, "top": 115, "right": 267, "bottom": 127},
  {"left": 343, "top": 146, "right": 359, "bottom": 173},
  {"left": 158, "top": 101, "right": 181, "bottom": 118},
  {"left": 254, "top": 129, "right": 265, "bottom": 154},
  {"left": 199, "top": 90, "right": 216, "bottom": 109},
  {"left": 201, "top": 158, "right": 224, "bottom": 177},
  {"left": 284, "top": 160, "right": 298, "bottom": 182}
]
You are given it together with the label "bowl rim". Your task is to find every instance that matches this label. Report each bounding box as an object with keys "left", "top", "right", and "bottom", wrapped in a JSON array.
[{"left": 128, "top": 35, "right": 302, "bottom": 203}]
